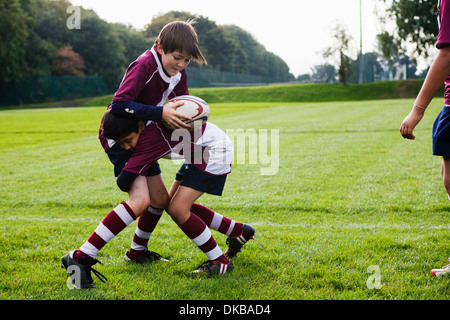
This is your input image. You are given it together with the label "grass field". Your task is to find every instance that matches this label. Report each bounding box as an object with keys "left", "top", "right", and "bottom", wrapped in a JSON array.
[
  {"left": 80, "top": 80, "right": 437, "bottom": 106},
  {"left": 0, "top": 97, "right": 449, "bottom": 301},
  {"left": 189, "top": 80, "right": 431, "bottom": 103}
]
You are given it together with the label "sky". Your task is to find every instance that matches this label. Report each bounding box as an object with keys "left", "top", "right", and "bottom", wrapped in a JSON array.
[{"left": 69, "top": 0, "right": 388, "bottom": 77}]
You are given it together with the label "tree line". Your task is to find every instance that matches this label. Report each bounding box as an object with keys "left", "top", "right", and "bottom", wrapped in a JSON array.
[
  {"left": 1, "top": 0, "right": 440, "bottom": 89},
  {"left": 0, "top": 0, "right": 295, "bottom": 91}
]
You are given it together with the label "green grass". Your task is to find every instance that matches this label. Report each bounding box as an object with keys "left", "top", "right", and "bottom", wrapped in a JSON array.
[
  {"left": 76, "top": 79, "right": 438, "bottom": 109},
  {"left": 1, "top": 97, "right": 450, "bottom": 300},
  {"left": 190, "top": 80, "right": 437, "bottom": 103}
]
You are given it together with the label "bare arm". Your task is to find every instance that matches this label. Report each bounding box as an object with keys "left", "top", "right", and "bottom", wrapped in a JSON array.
[{"left": 400, "top": 46, "right": 450, "bottom": 140}]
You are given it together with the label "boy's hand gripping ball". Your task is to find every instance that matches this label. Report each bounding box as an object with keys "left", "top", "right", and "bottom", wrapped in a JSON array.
[{"left": 164, "top": 95, "right": 210, "bottom": 131}]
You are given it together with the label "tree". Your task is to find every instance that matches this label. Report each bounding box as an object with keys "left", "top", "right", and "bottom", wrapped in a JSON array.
[
  {"left": 14, "top": 1, "right": 126, "bottom": 89},
  {"left": 68, "top": 8, "right": 126, "bottom": 90},
  {"left": 349, "top": 52, "right": 385, "bottom": 83},
  {"left": 144, "top": 11, "right": 239, "bottom": 71},
  {"left": 296, "top": 73, "right": 311, "bottom": 83},
  {"left": 385, "top": 0, "right": 438, "bottom": 57},
  {"left": 0, "top": 0, "right": 30, "bottom": 82},
  {"left": 143, "top": 10, "right": 191, "bottom": 41},
  {"left": 323, "top": 22, "right": 354, "bottom": 85},
  {"left": 110, "top": 23, "right": 152, "bottom": 65},
  {"left": 376, "top": 0, "right": 435, "bottom": 78},
  {"left": 310, "top": 64, "right": 336, "bottom": 83},
  {"left": 2, "top": 3, "right": 294, "bottom": 88},
  {"left": 22, "top": 0, "right": 63, "bottom": 77},
  {"left": 50, "top": 45, "right": 85, "bottom": 76},
  {"left": 143, "top": 11, "right": 295, "bottom": 81},
  {"left": 377, "top": 31, "right": 399, "bottom": 65}
]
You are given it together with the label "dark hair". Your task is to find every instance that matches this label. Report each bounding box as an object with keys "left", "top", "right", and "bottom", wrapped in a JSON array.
[
  {"left": 102, "top": 110, "right": 140, "bottom": 141},
  {"left": 155, "top": 20, "right": 207, "bottom": 65}
]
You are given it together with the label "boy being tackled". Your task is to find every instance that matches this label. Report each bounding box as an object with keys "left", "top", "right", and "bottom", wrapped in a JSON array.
[
  {"left": 101, "top": 109, "right": 255, "bottom": 276},
  {"left": 62, "top": 109, "right": 255, "bottom": 288}
]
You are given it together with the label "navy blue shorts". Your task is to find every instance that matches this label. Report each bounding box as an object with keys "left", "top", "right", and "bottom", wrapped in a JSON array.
[
  {"left": 175, "top": 163, "right": 227, "bottom": 196},
  {"left": 433, "top": 106, "right": 450, "bottom": 157},
  {"left": 106, "top": 144, "right": 161, "bottom": 177}
]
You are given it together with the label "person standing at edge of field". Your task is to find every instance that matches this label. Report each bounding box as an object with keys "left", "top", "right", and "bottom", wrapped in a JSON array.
[
  {"left": 61, "top": 20, "right": 206, "bottom": 289},
  {"left": 400, "top": 0, "right": 450, "bottom": 277}
]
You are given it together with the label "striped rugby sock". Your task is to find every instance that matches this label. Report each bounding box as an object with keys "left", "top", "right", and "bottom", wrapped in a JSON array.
[
  {"left": 191, "top": 203, "right": 243, "bottom": 238},
  {"left": 127, "top": 206, "right": 163, "bottom": 260},
  {"left": 76, "top": 201, "right": 136, "bottom": 260},
  {"left": 179, "top": 213, "right": 229, "bottom": 264}
]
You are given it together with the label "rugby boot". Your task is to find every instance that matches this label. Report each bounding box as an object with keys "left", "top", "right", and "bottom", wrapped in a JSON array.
[
  {"left": 225, "top": 223, "right": 255, "bottom": 258},
  {"left": 61, "top": 250, "right": 107, "bottom": 289}
]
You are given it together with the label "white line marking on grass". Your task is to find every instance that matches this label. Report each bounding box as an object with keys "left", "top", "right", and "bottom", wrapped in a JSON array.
[
  {"left": 3, "top": 217, "right": 449, "bottom": 231},
  {"left": 251, "top": 221, "right": 450, "bottom": 230}
]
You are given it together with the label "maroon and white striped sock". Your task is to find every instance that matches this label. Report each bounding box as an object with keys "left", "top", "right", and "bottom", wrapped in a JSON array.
[
  {"left": 179, "top": 213, "right": 229, "bottom": 264},
  {"left": 127, "top": 206, "right": 163, "bottom": 260},
  {"left": 191, "top": 203, "right": 243, "bottom": 238},
  {"left": 75, "top": 201, "right": 136, "bottom": 261}
]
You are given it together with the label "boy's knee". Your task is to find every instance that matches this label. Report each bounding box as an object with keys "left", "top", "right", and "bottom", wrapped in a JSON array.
[
  {"left": 165, "top": 201, "right": 177, "bottom": 216},
  {"left": 166, "top": 201, "right": 191, "bottom": 225},
  {"left": 128, "top": 197, "right": 151, "bottom": 218},
  {"left": 151, "top": 192, "right": 170, "bottom": 211},
  {"left": 166, "top": 201, "right": 182, "bottom": 220}
]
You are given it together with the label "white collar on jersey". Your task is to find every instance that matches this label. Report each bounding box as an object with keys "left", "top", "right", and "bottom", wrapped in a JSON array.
[{"left": 150, "top": 47, "right": 182, "bottom": 84}]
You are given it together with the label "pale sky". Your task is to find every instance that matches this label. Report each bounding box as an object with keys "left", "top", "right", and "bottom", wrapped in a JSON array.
[{"left": 70, "top": 0, "right": 387, "bottom": 77}]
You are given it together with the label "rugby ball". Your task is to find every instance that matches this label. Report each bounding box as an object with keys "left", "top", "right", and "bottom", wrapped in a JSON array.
[{"left": 164, "top": 95, "right": 210, "bottom": 131}]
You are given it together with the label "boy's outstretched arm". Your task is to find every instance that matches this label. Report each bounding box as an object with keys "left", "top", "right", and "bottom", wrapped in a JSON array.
[{"left": 400, "top": 46, "right": 450, "bottom": 140}]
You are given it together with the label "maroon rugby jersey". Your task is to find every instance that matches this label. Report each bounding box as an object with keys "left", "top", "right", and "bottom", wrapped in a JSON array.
[
  {"left": 99, "top": 46, "right": 189, "bottom": 152},
  {"left": 123, "top": 122, "right": 233, "bottom": 177}
]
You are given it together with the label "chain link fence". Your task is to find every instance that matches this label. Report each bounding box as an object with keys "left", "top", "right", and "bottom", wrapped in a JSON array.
[{"left": 0, "top": 76, "right": 109, "bottom": 106}]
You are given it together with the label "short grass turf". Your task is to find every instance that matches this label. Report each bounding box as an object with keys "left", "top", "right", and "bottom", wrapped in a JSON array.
[{"left": 0, "top": 98, "right": 449, "bottom": 300}]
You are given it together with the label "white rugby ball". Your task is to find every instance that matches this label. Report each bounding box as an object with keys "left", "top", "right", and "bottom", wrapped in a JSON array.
[{"left": 164, "top": 95, "right": 210, "bottom": 131}]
